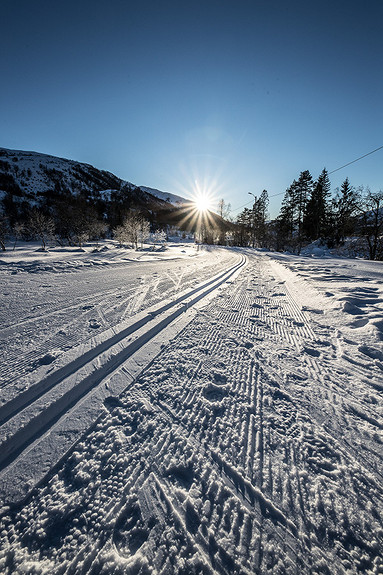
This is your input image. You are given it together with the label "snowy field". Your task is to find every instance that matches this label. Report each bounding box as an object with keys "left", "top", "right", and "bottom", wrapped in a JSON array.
[{"left": 0, "top": 243, "right": 382, "bottom": 574}]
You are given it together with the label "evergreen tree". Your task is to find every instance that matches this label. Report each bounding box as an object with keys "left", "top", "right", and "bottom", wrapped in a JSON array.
[
  {"left": 332, "top": 178, "right": 360, "bottom": 244},
  {"left": 235, "top": 208, "right": 252, "bottom": 246},
  {"left": 304, "top": 168, "right": 331, "bottom": 241},
  {"left": 276, "top": 184, "right": 296, "bottom": 250},
  {"left": 276, "top": 170, "right": 313, "bottom": 252},
  {"left": 252, "top": 189, "right": 269, "bottom": 247},
  {"left": 294, "top": 170, "right": 313, "bottom": 252}
]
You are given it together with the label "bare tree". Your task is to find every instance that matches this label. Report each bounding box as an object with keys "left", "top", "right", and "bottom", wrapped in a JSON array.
[
  {"left": 359, "top": 190, "right": 383, "bottom": 260},
  {"left": 89, "top": 220, "right": 107, "bottom": 246},
  {"left": 113, "top": 213, "right": 150, "bottom": 250},
  {"left": 27, "top": 208, "right": 55, "bottom": 250},
  {"left": 151, "top": 229, "right": 167, "bottom": 249},
  {"left": 138, "top": 218, "right": 150, "bottom": 249},
  {"left": 113, "top": 223, "right": 129, "bottom": 248},
  {"left": 217, "top": 199, "right": 231, "bottom": 219},
  {"left": 0, "top": 213, "right": 10, "bottom": 251},
  {"left": 12, "top": 221, "right": 25, "bottom": 250}
]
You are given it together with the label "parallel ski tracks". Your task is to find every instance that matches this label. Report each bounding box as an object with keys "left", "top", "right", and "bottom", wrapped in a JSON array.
[
  {"left": 0, "top": 253, "right": 240, "bottom": 388},
  {"left": 0, "top": 255, "right": 246, "bottom": 480},
  {"left": 2, "top": 252, "right": 381, "bottom": 573}
]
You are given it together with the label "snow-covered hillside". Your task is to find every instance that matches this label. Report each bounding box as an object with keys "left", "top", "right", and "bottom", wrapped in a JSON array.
[
  {"left": 0, "top": 147, "right": 126, "bottom": 197},
  {"left": 139, "top": 186, "right": 189, "bottom": 206},
  {"left": 0, "top": 147, "right": 175, "bottom": 209},
  {"left": 0, "top": 245, "right": 382, "bottom": 574}
]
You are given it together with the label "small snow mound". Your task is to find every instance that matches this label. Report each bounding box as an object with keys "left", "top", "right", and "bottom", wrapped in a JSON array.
[
  {"left": 342, "top": 301, "right": 364, "bottom": 315},
  {"left": 300, "top": 240, "right": 331, "bottom": 257},
  {"left": 358, "top": 345, "right": 383, "bottom": 362},
  {"left": 350, "top": 318, "right": 369, "bottom": 329}
]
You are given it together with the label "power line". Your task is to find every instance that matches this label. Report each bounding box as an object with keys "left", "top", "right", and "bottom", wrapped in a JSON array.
[
  {"left": 232, "top": 144, "right": 383, "bottom": 213},
  {"left": 328, "top": 144, "right": 383, "bottom": 174},
  {"left": 233, "top": 189, "right": 286, "bottom": 213}
]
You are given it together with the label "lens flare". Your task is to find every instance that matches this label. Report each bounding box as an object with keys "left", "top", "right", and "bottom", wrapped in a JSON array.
[
  {"left": 194, "top": 193, "right": 213, "bottom": 213},
  {"left": 165, "top": 164, "right": 224, "bottom": 241}
]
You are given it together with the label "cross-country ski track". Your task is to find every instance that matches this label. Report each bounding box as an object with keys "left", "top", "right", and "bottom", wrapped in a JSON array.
[
  {"left": 0, "top": 245, "right": 382, "bottom": 575},
  {"left": 0, "top": 253, "right": 246, "bottom": 504}
]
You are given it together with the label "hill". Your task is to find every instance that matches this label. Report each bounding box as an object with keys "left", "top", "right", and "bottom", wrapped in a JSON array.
[
  {"left": 0, "top": 147, "right": 233, "bottom": 244},
  {"left": 139, "top": 186, "right": 189, "bottom": 206},
  {"left": 0, "top": 147, "right": 174, "bottom": 221}
]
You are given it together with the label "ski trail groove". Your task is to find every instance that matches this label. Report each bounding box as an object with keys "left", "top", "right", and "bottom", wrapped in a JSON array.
[{"left": 0, "top": 255, "right": 246, "bottom": 477}]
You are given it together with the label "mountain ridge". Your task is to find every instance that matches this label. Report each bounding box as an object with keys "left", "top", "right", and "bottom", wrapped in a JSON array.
[
  {"left": 0, "top": 147, "right": 188, "bottom": 207},
  {"left": 0, "top": 147, "right": 232, "bottom": 244}
]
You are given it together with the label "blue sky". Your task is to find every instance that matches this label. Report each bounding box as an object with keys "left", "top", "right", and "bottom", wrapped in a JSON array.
[{"left": 1, "top": 0, "right": 382, "bottom": 218}]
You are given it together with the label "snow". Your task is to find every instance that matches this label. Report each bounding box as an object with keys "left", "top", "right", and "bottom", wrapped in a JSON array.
[
  {"left": 139, "top": 186, "right": 189, "bottom": 206},
  {"left": 0, "top": 244, "right": 382, "bottom": 574},
  {"left": 0, "top": 147, "right": 114, "bottom": 197}
]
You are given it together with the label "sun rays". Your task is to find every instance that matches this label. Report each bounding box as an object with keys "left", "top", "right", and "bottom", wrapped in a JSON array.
[
  {"left": 163, "top": 159, "right": 228, "bottom": 240},
  {"left": 193, "top": 193, "right": 212, "bottom": 213},
  {"left": 170, "top": 180, "right": 218, "bottom": 240},
  {"left": 192, "top": 184, "right": 217, "bottom": 215}
]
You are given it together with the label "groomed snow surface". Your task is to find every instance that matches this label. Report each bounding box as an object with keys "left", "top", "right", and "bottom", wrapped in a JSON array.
[{"left": 0, "top": 242, "right": 382, "bottom": 575}]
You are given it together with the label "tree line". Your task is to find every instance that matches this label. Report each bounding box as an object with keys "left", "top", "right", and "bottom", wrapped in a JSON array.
[
  {"left": 0, "top": 201, "right": 168, "bottom": 252},
  {"left": 233, "top": 169, "right": 383, "bottom": 260},
  {"left": 1, "top": 160, "right": 382, "bottom": 260}
]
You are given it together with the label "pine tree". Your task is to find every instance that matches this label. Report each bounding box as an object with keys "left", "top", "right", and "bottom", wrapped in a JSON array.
[
  {"left": 332, "top": 178, "right": 360, "bottom": 244},
  {"left": 275, "top": 170, "right": 313, "bottom": 252},
  {"left": 304, "top": 168, "right": 331, "bottom": 241},
  {"left": 277, "top": 184, "right": 296, "bottom": 250},
  {"left": 252, "top": 189, "right": 269, "bottom": 248},
  {"left": 294, "top": 170, "right": 313, "bottom": 252},
  {"left": 235, "top": 208, "right": 252, "bottom": 246}
]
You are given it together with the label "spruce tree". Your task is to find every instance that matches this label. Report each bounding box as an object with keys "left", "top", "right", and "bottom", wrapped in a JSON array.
[
  {"left": 332, "top": 178, "right": 360, "bottom": 244},
  {"left": 276, "top": 184, "right": 296, "bottom": 250},
  {"left": 253, "top": 189, "right": 269, "bottom": 248},
  {"left": 235, "top": 208, "right": 252, "bottom": 246},
  {"left": 304, "top": 168, "right": 331, "bottom": 241},
  {"left": 294, "top": 170, "right": 313, "bottom": 251}
]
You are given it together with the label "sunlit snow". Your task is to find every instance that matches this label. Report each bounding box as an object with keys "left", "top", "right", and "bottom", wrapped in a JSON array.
[{"left": 0, "top": 242, "right": 382, "bottom": 574}]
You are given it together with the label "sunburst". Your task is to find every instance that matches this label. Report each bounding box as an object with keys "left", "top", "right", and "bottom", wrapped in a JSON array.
[{"left": 193, "top": 192, "right": 214, "bottom": 213}]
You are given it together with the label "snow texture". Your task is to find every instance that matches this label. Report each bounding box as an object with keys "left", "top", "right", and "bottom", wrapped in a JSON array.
[
  {"left": 139, "top": 187, "right": 189, "bottom": 206},
  {"left": 0, "top": 244, "right": 382, "bottom": 575},
  {"left": 0, "top": 147, "right": 187, "bottom": 209}
]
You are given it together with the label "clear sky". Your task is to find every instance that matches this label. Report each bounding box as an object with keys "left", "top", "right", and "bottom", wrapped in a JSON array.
[{"left": 1, "top": 0, "right": 382, "bottom": 218}]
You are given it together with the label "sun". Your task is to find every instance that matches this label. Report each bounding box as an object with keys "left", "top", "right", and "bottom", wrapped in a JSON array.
[{"left": 193, "top": 193, "right": 213, "bottom": 213}]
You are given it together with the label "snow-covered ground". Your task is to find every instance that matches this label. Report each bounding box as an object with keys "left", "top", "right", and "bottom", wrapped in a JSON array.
[{"left": 0, "top": 244, "right": 382, "bottom": 574}]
